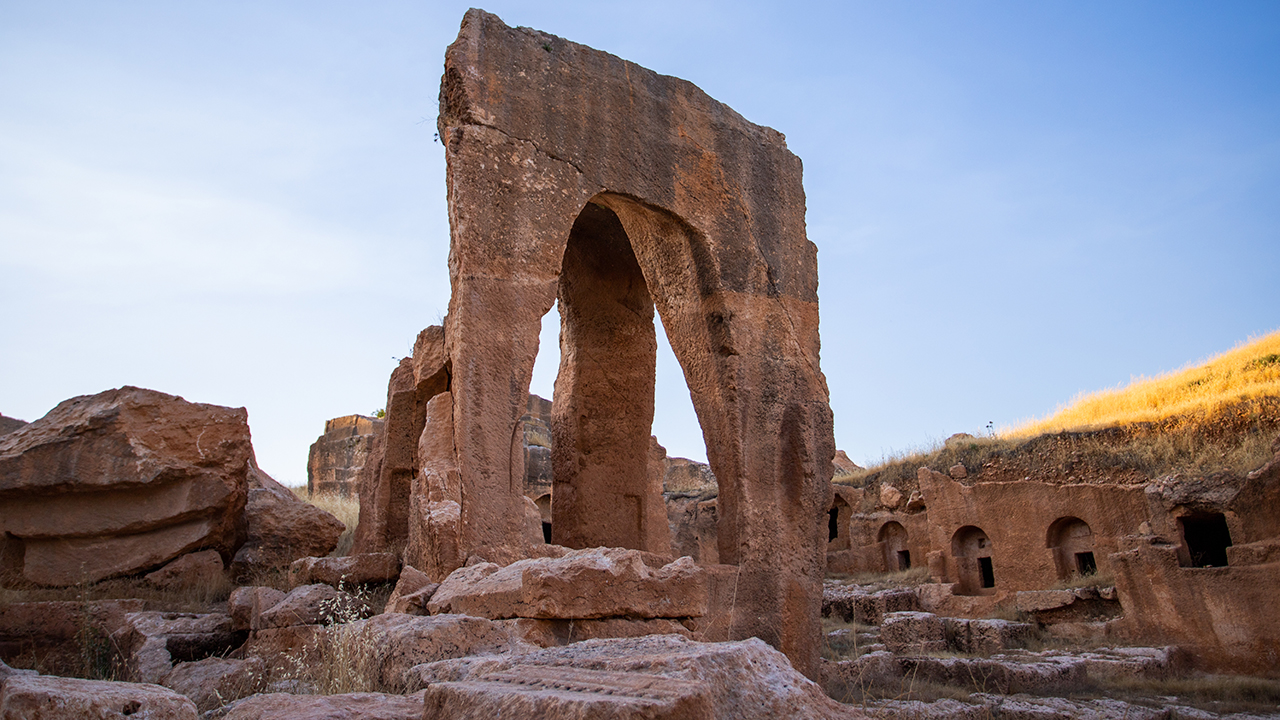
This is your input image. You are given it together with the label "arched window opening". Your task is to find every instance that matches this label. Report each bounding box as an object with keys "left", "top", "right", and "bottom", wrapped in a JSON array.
[
  {"left": 1047, "top": 516, "right": 1096, "bottom": 580},
  {"left": 950, "top": 525, "right": 995, "bottom": 595},
  {"left": 878, "top": 521, "right": 910, "bottom": 571}
]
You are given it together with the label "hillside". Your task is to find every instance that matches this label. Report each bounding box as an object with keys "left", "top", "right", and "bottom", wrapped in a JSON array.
[{"left": 841, "top": 331, "right": 1280, "bottom": 494}]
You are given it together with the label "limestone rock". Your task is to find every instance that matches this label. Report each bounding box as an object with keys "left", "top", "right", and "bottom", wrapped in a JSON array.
[
  {"left": 307, "top": 414, "right": 383, "bottom": 498},
  {"left": 219, "top": 691, "right": 425, "bottom": 720},
  {"left": 497, "top": 617, "right": 693, "bottom": 648},
  {"left": 822, "top": 585, "right": 921, "bottom": 626},
  {"left": 289, "top": 553, "right": 400, "bottom": 589},
  {"left": 230, "top": 464, "right": 345, "bottom": 580},
  {"left": 427, "top": 547, "right": 707, "bottom": 620},
  {"left": 948, "top": 463, "right": 968, "bottom": 480},
  {"left": 0, "top": 415, "right": 26, "bottom": 436},
  {"left": 881, "top": 611, "right": 947, "bottom": 655},
  {"left": 161, "top": 656, "right": 265, "bottom": 713},
  {"left": 832, "top": 450, "right": 862, "bottom": 479},
  {"left": 257, "top": 584, "right": 372, "bottom": 629},
  {"left": 111, "top": 611, "right": 243, "bottom": 684},
  {"left": 0, "top": 387, "right": 250, "bottom": 586},
  {"left": 0, "top": 599, "right": 144, "bottom": 678},
  {"left": 384, "top": 565, "right": 439, "bottom": 615},
  {"left": 879, "top": 485, "right": 903, "bottom": 509},
  {"left": 0, "top": 674, "right": 197, "bottom": 719},
  {"left": 0, "top": 657, "right": 35, "bottom": 684},
  {"left": 338, "top": 613, "right": 514, "bottom": 692},
  {"left": 144, "top": 549, "right": 225, "bottom": 591},
  {"left": 416, "top": 635, "right": 851, "bottom": 720},
  {"left": 228, "top": 586, "right": 287, "bottom": 632}
]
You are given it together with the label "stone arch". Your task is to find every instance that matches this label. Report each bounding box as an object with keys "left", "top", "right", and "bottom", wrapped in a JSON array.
[
  {"left": 535, "top": 494, "right": 552, "bottom": 544},
  {"left": 878, "top": 521, "right": 910, "bottom": 571},
  {"left": 1047, "top": 516, "right": 1096, "bottom": 579},
  {"left": 431, "top": 9, "right": 835, "bottom": 678},
  {"left": 951, "top": 525, "right": 995, "bottom": 595}
]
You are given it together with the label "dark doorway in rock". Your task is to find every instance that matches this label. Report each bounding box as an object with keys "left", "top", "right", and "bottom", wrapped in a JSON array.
[
  {"left": 1179, "top": 513, "right": 1232, "bottom": 567},
  {"left": 951, "top": 525, "right": 995, "bottom": 595},
  {"left": 978, "top": 557, "right": 995, "bottom": 588},
  {"left": 1075, "top": 551, "right": 1097, "bottom": 576},
  {"left": 1047, "top": 516, "right": 1096, "bottom": 580},
  {"left": 897, "top": 550, "right": 911, "bottom": 570},
  {"left": 828, "top": 508, "right": 839, "bottom": 542}
]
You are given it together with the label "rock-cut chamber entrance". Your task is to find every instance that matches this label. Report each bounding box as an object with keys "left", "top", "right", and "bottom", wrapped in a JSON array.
[{"left": 549, "top": 200, "right": 669, "bottom": 554}]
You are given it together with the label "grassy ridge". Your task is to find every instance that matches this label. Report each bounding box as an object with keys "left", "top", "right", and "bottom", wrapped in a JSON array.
[{"left": 1008, "top": 330, "right": 1280, "bottom": 437}]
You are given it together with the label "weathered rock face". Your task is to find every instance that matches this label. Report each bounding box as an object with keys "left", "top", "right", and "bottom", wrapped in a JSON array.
[
  {"left": 0, "top": 675, "right": 198, "bottom": 720},
  {"left": 427, "top": 547, "right": 707, "bottom": 620},
  {"left": 307, "top": 414, "right": 383, "bottom": 497},
  {"left": 427, "top": 9, "right": 834, "bottom": 678},
  {"left": 0, "top": 599, "right": 144, "bottom": 677},
  {"left": 219, "top": 691, "right": 426, "bottom": 720},
  {"left": 415, "top": 635, "right": 852, "bottom": 720},
  {"left": 229, "top": 463, "right": 345, "bottom": 581},
  {"left": 288, "top": 553, "right": 400, "bottom": 589},
  {"left": 0, "top": 387, "right": 250, "bottom": 586},
  {"left": 0, "top": 415, "right": 26, "bottom": 436}
]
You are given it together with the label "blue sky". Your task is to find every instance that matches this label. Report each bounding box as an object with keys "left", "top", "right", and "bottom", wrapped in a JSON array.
[{"left": 2, "top": 1, "right": 1277, "bottom": 485}]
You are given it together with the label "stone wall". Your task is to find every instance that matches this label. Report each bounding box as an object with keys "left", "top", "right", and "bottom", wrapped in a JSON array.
[{"left": 306, "top": 415, "right": 383, "bottom": 497}]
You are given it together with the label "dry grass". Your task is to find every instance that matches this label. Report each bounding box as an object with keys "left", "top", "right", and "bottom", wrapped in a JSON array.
[
  {"left": 292, "top": 487, "right": 360, "bottom": 557},
  {"left": 271, "top": 584, "right": 395, "bottom": 695},
  {"left": 1050, "top": 571, "right": 1115, "bottom": 590},
  {"left": 1097, "top": 673, "right": 1280, "bottom": 714},
  {"left": 1009, "top": 330, "right": 1280, "bottom": 437},
  {"left": 0, "top": 572, "right": 234, "bottom": 612},
  {"left": 828, "top": 566, "right": 931, "bottom": 590}
]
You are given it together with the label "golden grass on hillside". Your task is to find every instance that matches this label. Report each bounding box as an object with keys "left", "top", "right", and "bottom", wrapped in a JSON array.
[{"left": 1009, "top": 330, "right": 1280, "bottom": 437}]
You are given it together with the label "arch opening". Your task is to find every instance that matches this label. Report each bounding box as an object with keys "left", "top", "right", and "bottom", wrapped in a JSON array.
[
  {"left": 548, "top": 200, "right": 666, "bottom": 554},
  {"left": 1047, "top": 516, "right": 1096, "bottom": 580},
  {"left": 878, "top": 521, "right": 910, "bottom": 571},
  {"left": 950, "top": 525, "right": 995, "bottom": 595}
]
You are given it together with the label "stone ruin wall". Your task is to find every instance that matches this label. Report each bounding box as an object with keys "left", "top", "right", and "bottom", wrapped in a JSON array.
[
  {"left": 306, "top": 414, "right": 383, "bottom": 497},
  {"left": 824, "top": 441, "right": 1280, "bottom": 674}
]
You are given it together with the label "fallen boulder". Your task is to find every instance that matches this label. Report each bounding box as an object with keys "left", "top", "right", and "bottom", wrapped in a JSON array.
[
  {"left": 230, "top": 464, "right": 345, "bottom": 581},
  {"left": 0, "top": 387, "right": 251, "bottom": 586},
  {"left": 111, "top": 611, "right": 244, "bottom": 684},
  {"left": 161, "top": 656, "right": 265, "bottom": 713},
  {"left": 256, "top": 584, "right": 372, "bottom": 629},
  {"left": 413, "top": 634, "right": 852, "bottom": 720},
  {"left": 427, "top": 547, "right": 707, "bottom": 620},
  {"left": 0, "top": 674, "right": 197, "bottom": 719},
  {"left": 384, "top": 565, "right": 438, "bottom": 615},
  {"left": 219, "top": 690, "right": 425, "bottom": 720},
  {"left": 289, "top": 553, "right": 400, "bottom": 589}
]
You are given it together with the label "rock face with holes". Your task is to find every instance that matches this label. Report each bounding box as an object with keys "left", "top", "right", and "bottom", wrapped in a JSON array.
[
  {"left": 352, "top": 9, "right": 836, "bottom": 680},
  {"left": 0, "top": 387, "right": 250, "bottom": 586}
]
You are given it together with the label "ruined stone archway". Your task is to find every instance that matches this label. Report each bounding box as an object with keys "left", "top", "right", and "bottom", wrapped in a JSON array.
[{"left": 426, "top": 10, "right": 836, "bottom": 678}]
